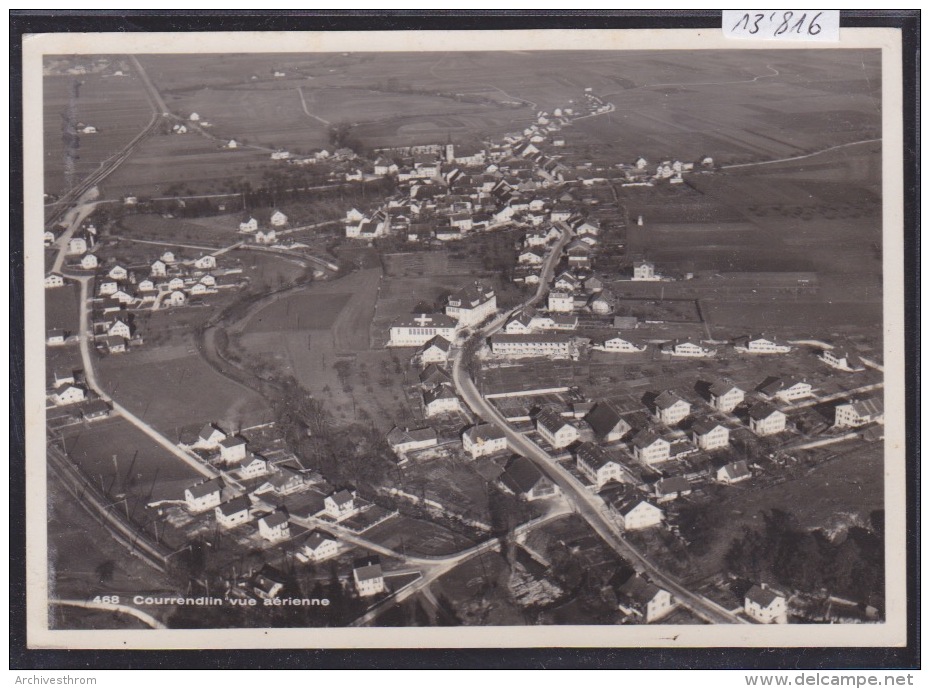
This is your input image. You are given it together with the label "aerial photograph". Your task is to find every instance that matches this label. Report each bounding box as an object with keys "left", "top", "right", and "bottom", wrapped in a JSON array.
[{"left": 40, "top": 48, "right": 886, "bottom": 631}]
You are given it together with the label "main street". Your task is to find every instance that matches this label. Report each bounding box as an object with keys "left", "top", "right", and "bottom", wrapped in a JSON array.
[{"left": 449, "top": 225, "right": 746, "bottom": 625}]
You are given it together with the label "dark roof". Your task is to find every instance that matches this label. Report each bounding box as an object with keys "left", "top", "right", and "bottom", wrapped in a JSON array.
[
  {"left": 252, "top": 565, "right": 287, "bottom": 594},
  {"left": 536, "top": 408, "right": 570, "bottom": 434},
  {"left": 490, "top": 333, "right": 571, "bottom": 345},
  {"left": 186, "top": 477, "right": 224, "bottom": 499},
  {"left": 464, "top": 423, "right": 506, "bottom": 443},
  {"left": 217, "top": 495, "right": 251, "bottom": 517},
  {"left": 499, "top": 456, "right": 547, "bottom": 495},
  {"left": 614, "top": 495, "right": 659, "bottom": 516},
  {"left": 220, "top": 436, "right": 247, "bottom": 448},
  {"left": 631, "top": 429, "right": 666, "bottom": 449},
  {"left": 749, "top": 402, "right": 781, "bottom": 420},
  {"left": 575, "top": 442, "right": 618, "bottom": 471},
  {"left": 354, "top": 563, "right": 383, "bottom": 582},
  {"left": 709, "top": 380, "right": 743, "bottom": 397},
  {"left": 419, "top": 335, "right": 451, "bottom": 352},
  {"left": 745, "top": 584, "right": 782, "bottom": 608},
  {"left": 692, "top": 418, "right": 727, "bottom": 436},
  {"left": 654, "top": 391, "right": 688, "bottom": 410},
  {"left": 720, "top": 460, "right": 751, "bottom": 480},
  {"left": 81, "top": 400, "right": 111, "bottom": 416},
  {"left": 423, "top": 384, "right": 457, "bottom": 405},
  {"left": 304, "top": 530, "right": 336, "bottom": 550},
  {"left": 199, "top": 423, "right": 223, "bottom": 440},
  {"left": 387, "top": 426, "right": 438, "bottom": 447},
  {"left": 584, "top": 403, "right": 627, "bottom": 440},
  {"left": 328, "top": 490, "right": 354, "bottom": 506},
  {"left": 448, "top": 281, "right": 495, "bottom": 308},
  {"left": 393, "top": 313, "right": 456, "bottom": 329},
  {"left": 259, "top": 509, "right": 289, "bottom": 528},
  {"left": 846, "top": 397, "right": 884, "bottom": 417},
  {"left": 419, "top": 364, "right": 452, "bottom": 386},
  {"left": 757, "top": 377, "right": 785, "bottom": 397},
  {"left": 655, "top": 476, "right": 691, "bottom": 495},
  {"left": 617, "top": 574, "right": 662, "bottom": 606}
]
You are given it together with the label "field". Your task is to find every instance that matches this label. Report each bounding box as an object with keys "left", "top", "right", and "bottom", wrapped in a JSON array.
[
  {"left": 44, "top": 69, "right": 153, "bottom": 196},
  {"left": 433, "top": 550, "right": 526, "bottom": 625},
  {"left": 45, "top": 282, "right": 81, "bottom": 334},
  {"left": 361, "top": 516, "right": 476, "bottom": 557},
  {"left": 395, "top": 455, "right": 494, "bottom": 522}
]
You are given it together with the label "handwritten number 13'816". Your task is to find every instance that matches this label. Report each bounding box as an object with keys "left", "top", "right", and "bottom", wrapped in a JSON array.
[{"left": 732, "top": 12, "right": 824, "bottom": 37}]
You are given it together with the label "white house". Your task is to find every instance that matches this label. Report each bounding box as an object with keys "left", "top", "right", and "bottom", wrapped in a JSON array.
[
  {"left": 239, "top": 217, "right": 259, "bottom": 233},
  {"left": 270, "top": 210, "right": 288, "bottom": 227},
  {"left": 238, "top": 455, "right": 269, "bottom": 479},
  {"left": 632, "top": 260, "right": 658, "bottom": 281},
  {"left": 184, "top": 477, "right": 224, "bottom": 512},
  {"left": 653, "top": 391, "right": 691, "bottom": 425},
  {"left": 600, "top": 335, "right": 647, "bottom": 353},
  {"left": 150, "top": 260, "right": 167, "bottom": 277},
  {"left": 708, "top": 381, "right": 745, "bottom": 412},
  {"left": 255, "top": 229, "right": 277, "bottom": 245},
  {"left": 108, "top": 265, "right": 128, "bottom": 280},
  {"left": 98, "top": 280, "right": 118, "bottom": 296},
  {"left": 417, "top": 335, "right": 451, "bottom": 365},
  {"left": 662, "top": 340, "right": 716, "bottom": 358},
  {"left": 353, "top": 558, "right": 385, "bottom": 597},
  {"left": 195, "top": 423, "right": 227, "bottom": 450},
  {"left": 744, "top": 584, "right": 788, "bottom": 624},
  {"left": 215, "top": 496, "right": 252, "bottom": 529},
  {"left": 299, "top": 531, "right": 339, "bottom": 562},
  {"left": 161, "top": 251, "right": 177, "bottom": 264},
  {"left": 820, "top": 349, "right": 864, "bottom": 372},
  {"left": 423, "top": 385, "right": 461, "bottom": 417},
  {"left": 80, "top": 253, "right": 98, "bottom": 270},
  {"left": 258, "top": 510, "right": 291, "bottom": 542},
  {"left": 575, "top": 442, "right": 625, "bottom": 489},
  {"left": 616, "top": 575, "right": 675, "bottom": 623},
  {"left": 498, "top": 456, "right": 559, "bottom": 502},
  {"left": 733, "top": 335, "right": 792, "bottom": 354},
  {"left": 691, "top": 419, "right": 730, "bottom": 451},
  {"left": 387, "top": 426, "right": 439, "bottom": 456},
  {"left": 518, "top": 249, "right": 545, "bottom": 266},
  {"left": 717, "top": 460, "right": 752, "bottom": 485},
  {"left": 614, "top": 497, "right": 664, "bottom": 531},
  {"left": 324, "top": 490, "right": 358, "bottom": 520},
  {"left": 164, "top": 290, "right": 186, "bottom": 307},
  {"left": 775, "top": 380, "right": 813, "bottom": 403},
  {"left": 219, "top": 436, "right": 248, "bottom": 464},
  {"left": 67, "top": 237, "right": 87, "bottom": 255},
  {"left": 489, "top": 333, "right": 572, "bottom": 359},
  {"left": 631, "top": 430, "right": 671, "bottom": 465},
  {"left": 107, "top": 319, "right": 133, "bottom": 339},
  {"left": 748, "top": 403, "right": 787, "bottom": 436},
  {"left": 535, "top": 408, "right": 580, "bottom": 449},
  {"left": 834, "top": 397, "right": 884, "bottom": 428},
  {"left": 189, "top": 112, "right": 201, "bottom": 122},
  {"left": 462, "top": 424, "right": 508, "bottom": 459},
  {"left": 51, "top": 383, "right": 85, "bottom": 405},
  {"left": 389, "top": 313, "right": 457, "bottom": 347},
  {"left": 584, "top": 403, "right": 632, "bottom": 443},
  {"left": 445, "top": 281, "right": 497, "bottom": 326},
  {"left": 45, "top": 273, "right": 65, "bottom": 289},
  {"left": 194, "top": 255, "right": 216, "bottom": 270},
  {"left": 547, "top": 291, "right": 575, "bottom": 313}
]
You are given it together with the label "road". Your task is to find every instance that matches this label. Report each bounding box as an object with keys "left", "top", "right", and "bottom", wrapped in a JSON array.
[
  {"left": 449, "top": 226, "right": 745, "bottom": 625},
  {"left": 721, "top": 138, "right": 881, "bottom": 170}
]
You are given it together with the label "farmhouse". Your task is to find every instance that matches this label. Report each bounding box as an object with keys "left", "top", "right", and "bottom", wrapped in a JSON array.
[
  {"left": 219, "top": 436, "right": 248, "bottom": 464},
  {"left": 81, "top": 400, "right": 112, "bottom": 421},
  {"left": 251, "top": 566, "right": 287, "bottom": 601},
  {"left": 46, "top": 329, "right": 67, "bottom": 346},
  {"left": 733, "top": 335, "right": 792, "bottom": 354},
  {"left": 691, "top": 419, "right": 730, "bottom": 451},
  {"left": 820, "top": 348, "right": 865, "bottom": 372},
  {"left": 654, "top": 476, "right": 693, "bottom": 503},
  {"left": 584, "top": 402, "right": 631, "bottom": 443},
  {"left": 554, "top": 272, "right": 580, "bottom": 292},
  {"left": 631, "top": 430, "right": 671, "bottom": 465},
  {"left": 498, "top": 456, "right": 559, "bottom": 502},
  {"left": 661, "top": 340, "right": 716, "bottom": 358},
  {"left": 417, "top": 335, "right": 451, "bottom": 365},
  {"left": 45, "top": 273, "right": 65, "bottom": 289},
  {"left": 353, "top": 557, "right": 386, "bottom": 597},
  {"left": 652, "top": 391, "right": 691, "bottom": 425},
  {"left": 389, "top": 313, "right": 457, "bottom": 347},
  {"left": 744, "top": 584, "right": 788, "bottom": 624},
  {"left": 575, "top": 442, "right": 626, "bottom": 489},
  {"left": 194, "top": 255, "right": 217, "bottom": 270},
  {"left": 600, "top": 334, "right": 647, "bottom": 353},
  {"left": 67, "top": 237, "right": 87, "bottom": 255},
  {"left": 51, "top": 383, "right": 85, "bottom": 406},
  {"left": 79, "top": 253, "right": 97, "bottom": 270},
  {"left": 748, "top": 403, "right": 787, "bottom": 436},
  {"left": 256, "top": 466, "right": 307, "bottom": 496},
  {"left": 215, "top": 496, "right": 252, "bottom": 529},
  {"left": 104, "top": 335, "right": 127, "bottom": 354},
  {"left": 834, "top": 397, "right": 884, "bottom": 428},
  {"left": 184, "top": 477, "right": 224, "bottom": 512},
  {"left": 462, "top": 423, "right": 508, "bottom": 459},
  {"left": 195, "top": 423, "right": 227, "bottom": 450},
  {"left": 324, "top": 490, "right": 358, "bottom": 520},
  {"left": 535, "top": 408, "right": 580, "bottom": 449},
  {"left": 614, "top": 496, "right": 663, "bottom": 531},
  {"left": 299, "top": 531, "right": 339, "bottom": 562},
  {"left": 423, "top": 384, "right": 462, "bottom": 417},
  {"left": 257, "top": 509, "right": 291, "bottom": 542},
  {"left": 387, "top": 426, "right": 439, "bottom": 456},
  {"left": 489, "top": 333, "right": 572, "bottom": 359},
  {"left": 615, "top": 575, "right": 675, "bottom": 623},
  {"left": 717, "top": 460, "right": 751, "bottom": 485},
  {"left": 238, "top": 455, "right": 269, "bottom": 479},
  {"left": 445, "top": 281, "right": 497, "bottom": 326},
  {"left": 708, "top": 381, "right": 745, "bottom": 412}
]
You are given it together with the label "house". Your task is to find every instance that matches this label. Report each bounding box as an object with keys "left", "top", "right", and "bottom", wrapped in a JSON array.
[
  {"left": 708, "top": 381, "right": 745, "bottom": 412},
  {"left": 44, "top": 230, "right": 56, "bottom": 246},
  {"left": 98, "top": 279, "right": 118, "bottom": 296},
  {"left": 652, "top": 391, "right": 691, "bottom": 425},
  {"left": 834, "top": 397, "right": 884, "bottom": 428},
  {"left": 535, "top": 408, "right": 580, "bottom": 449},
  {"left": 255, "top": 229, "right": 276, "bottom": 245},
  {"left": 691, "top": 419, "right": 730, "bottom": 451},
  {"left": 717, "top": 460, "right": 752, "bottom": 485},
  {"left": 614, "top": 497, "right": 664, "bottom": 531},
  {"left": 239, "top": 217, "right": 258, "bottom": 233},
  {"left": 662, "top": 340, "right": 716, "bottom": 358},
  {"left": 462, "top": 423, "right": 508, "bottom": 459},
  {"left": 195, "top": 423, "right": 227, "bottom": 450},
  {"left": 184, "top": 477, "right": 224, "bottom": 512},
  {"left": 417, "top": 335, "right": 451, "bottom": 365},
  {"left": 445, "top": 281, "right": 497, "bottom": 326},
  {"left": 215, "top": 495, "right": 252, "bottom": 529},
  {"left": 744, "top": 584, "right": 788, "bottom": 624},
  {"left": 219, "top": 436, "right": 248, "bottom": 464},
  {"left": 324, "top": 490, "right": 357, "bottom": 520},
  {"left": 194, "top": 255, "right": 216, "bottom": 270},
  {"left": 257, "top": 509, "right": 291, "bottom": 542},
  {"left": 615, "top": 575, "right": 675, "bottom": 623},
  {"left": 389, "top": 313, "right": 457, "bottom": 347},
  {"left": 387, "top": 426, "right": 439, "bottom": 456},
  {"left": 189, "top": 112, "right": 200, "bottom": 121},
  {"left": 575, "top": 442, "right": 626, "bottom": 489},
  {"left": 654, "top": 476, "right": 693, "bottom": 503},
  {"left": 137, "top": 278, "right": 156, "bottom": 293},
  {"left": 632, "top": 260, "right": 657, "bottom": 281},
  {"left": 256, "top": 466, "right": 306, "bottom": 496},
  {"left": 51, "top": 384, "right": 85, "bottom": 406},
  {"left": 631, "top": 430, "right": 671, "bottom": 465},
  {"left": 67, "top": 237, "right": 87, "bottom": 255},
  {"left": 160, "top": 251, "right": 177, "bottom": 264},
  {"left": 504, "top": 311, "right": 534, "bottom": 334},
  {"left": 518, "top": 249, "right": 545, "bottom": 266},
  {"left": 46, "top": 329, "right": 67, "bottom": 346},
  {"left": 108, "top": 265, "right": 128, "bottom": 280},
  {"left": 776, "top": 380, "right": 813, "bottom": 403},
  {"left": 238, "top": 454, "right": 269, "bottom": 479},
  {"left": 79, "top": 253, "right": 98, "bottom": 270},
  {"left": 167, "top": 277, "right": 186, "bottom": 291},
  {"left": 107, "top": 319, "right": 133, "bottom": 339},
  {"left": 547, "top": 291, "right": 574, "bottom": 313},
  {"left": 820, "top": 348, "right": 865, "bottom": 372},
  {"left": 353, "top": 557, "right": 386, "bottom": 597},
  {"left": 498, "top": 455, "right": 559, "bottom": 501},
  {"left": 109, "top": 289, "right": 137, "bottom": 306},
  {"left": 373, "top": 157, "right": 399, "bottom": 176},
  {"left": 489, "top": 333, "right": 572, "bottom": 359},
  {"left": 600, "top": 334, "right": 647, "bottom": 353},
  {"left": 299, "top": 531, "right": 339, "bottom": 562},
  {"left": 423, "top": 384, "right": 461, "bottom": 417},
  {"left": 584, "top": 276, "right": 604, "bottom": 293},
  {"left": 584, "top": 403, "right": 632, "bottom": 443},
  {"left": 45, "top": 273, "right": 65, "bottom": 289},
  {"left": 81, "top": 400, "right": 112, "bottom": 421},
  {"left": 748, "top": 403, "right": 787, "bottom": 436},
  {"left": 418, "top": 364, "right": 452, "bottom": 388},
  {"left": 103, "top": 335, "right": 127, "bottom": 353},
  {"left": 251, "top": 566, "right": 287, "bottom": 601},
  {"left": 200, "top": 274, "right": 217, "bottom": 287},
  {"left": 733, "top": 335, "right": 792, "bottom": 354}
]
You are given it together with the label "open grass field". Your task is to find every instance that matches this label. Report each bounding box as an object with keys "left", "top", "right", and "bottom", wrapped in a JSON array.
[
  {"left": 116, "top": 213, "right": 239, "bottom": 249},
  {"left": 44, "top": 71, "right": 153, "bottom": 196},
  {"left": 243, "top": 292, "right": 352, "bottom": 332},
  {"left": 45, "top": 282, "right": 81, "bottom": 334},
  {"left": 396, "top": 455, "right": 493, "bottom": 522},
  {"left": 361, "top": 515, "right": 477, "bottom": 557}
]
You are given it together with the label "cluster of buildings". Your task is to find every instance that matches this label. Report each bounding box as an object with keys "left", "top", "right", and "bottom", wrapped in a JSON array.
[{"left": 237, "top": 209, "right": 289, "bottom": 244}]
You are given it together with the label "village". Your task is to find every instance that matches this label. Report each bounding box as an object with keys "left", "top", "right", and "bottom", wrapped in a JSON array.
[{"left": 43, "top": 68, "right": 885, "bottom": 628}]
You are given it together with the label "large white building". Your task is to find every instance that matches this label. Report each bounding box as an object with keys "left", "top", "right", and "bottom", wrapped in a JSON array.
[
  {"left": 489, "top": 333, "right": 572, "bottom": 359},
  {"left": 575, "top": 442, "right": 626, "bottom": 489},
  {"left": 834, "top": 397, "right": 884, "bottom": 428},
  {"left": 445, "top": 282, "right": 497, "bottom": 326},
  {"left": 535, "top": 409, "right": 580, "bottom": 449},
  {"left": 744, "top": 584, "right": 788, "bottom": 624},
  {"left": 462, "top": 423, "right": 508, "bottom": 459},
  {"left": 389, "top": 313, "right": 457, "bottom": 347},
  {"left": 749, "top": 403, "right": 787, "bottom": 436},
  {"left": 733, "top": 335, "right": 792, "bottom": 354}
]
